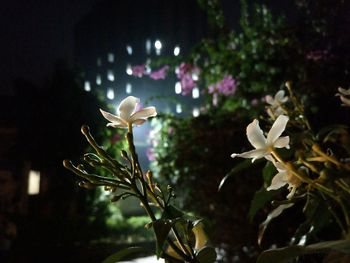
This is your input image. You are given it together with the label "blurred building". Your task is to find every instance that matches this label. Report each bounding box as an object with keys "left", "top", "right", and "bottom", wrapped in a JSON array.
[
  {"left": 74, "top": 0, "right": 209, "bottom": 168},
  {"left": 74, "top": 0, "right": 208, "bottom": 115}
]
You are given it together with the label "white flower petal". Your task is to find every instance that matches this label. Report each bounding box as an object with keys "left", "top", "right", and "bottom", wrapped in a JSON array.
[
  {"left": 118, "top": 96, "right": 140, "bottom": 121},
  {"left": 340, "top": 96, "right": 350, "bottom": 107},
  {"left": 338, "top": 87, "right": 350, "bottom": 96},
  {"left": 130, "top": 107, "right": 157, "bottom": 122},
  {"left": 267, "top": 115, "right": 289, "bottom": 145},
  {"left": 274, "top": 136, "right": 290, "bottom": 149},
  {"left": 275, "top": 90, "right": 285, "bottom": 101},
  {"left": 286, "top": 186, "right": 297, "bottom": 199},
  {"left": 132, "top": 119, "right": 146, "bottom": 126},
  {"left": 265, "top": 95, "right": 274, "bottom": 105},
  {"left": 100, "top": 109, "right": 121, "bottom": 123},
  {"left": 231, "top": 148, "right": 267, "bottom": 162},
  {"left": 246, "top": 119, "right": 267, "bottom": 149},
  {"left": 107, "top": 122, "right": 128, "bottom": 128},
  {"left": 267, "top": 172, "right": 288, "bottom": 191},
  {"left": 274, "top": 162, "right": 286, "bottom": 171}
]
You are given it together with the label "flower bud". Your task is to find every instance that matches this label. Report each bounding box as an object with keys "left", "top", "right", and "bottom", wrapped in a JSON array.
[
  {"left": 63, "top": 159, "right": 73, "bottom": 169},
  {"left": 81, "top": 125, "right": 90, "bottom": 135},
  {"left": 78, "top": 181, "right": 96, "bottom": 189}
]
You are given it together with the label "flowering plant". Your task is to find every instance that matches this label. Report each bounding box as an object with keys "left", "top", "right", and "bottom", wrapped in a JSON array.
[
  {"left": 64, "top": 96, "right": 216, "bottom": 263},
  {"left": 226, "top": 83, "right": 350, "bottom": 262}
]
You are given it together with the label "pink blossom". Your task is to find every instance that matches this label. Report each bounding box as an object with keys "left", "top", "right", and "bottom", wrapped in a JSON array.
[
  {"left": 251, "top": 98, "right": 259, "bottom": 107},
  {"left": 146, "top": 148, "right": 156, "bottom": 161},
  {"left": 176, "top": 62, "right": 199, "bottom": 96},
  {"left": 208, "top": 75, "right": 237, "bottom": 96},
  {"left": 218, "top": 76, "right": 237, "bottom": 96},
  {"left": 149, "top": 65, "right": 169, "bottom": 80},
  {"left": 181, "top": 74, "right": 196, "bottom": 95},
  {"left": 177, "top": 63, "right": 192, "bottom": 79},
  {"left": 132, "top": 64, "right": 146, "bottom": 77}
]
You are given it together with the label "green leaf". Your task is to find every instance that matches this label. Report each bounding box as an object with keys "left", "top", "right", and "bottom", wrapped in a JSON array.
[
  {"left": 307, "top": 239, "right": 350, "bottom": 254},
  {"left": 151, "top": 219, "right": 173, "bottom": 257},
  {"left": 101, "top": 247, "right": 145, "bottom": 263},
  {"left": 219, "top": 159, "right": 260, "bottom": 190},
  {"left": 257, "top": 240, "right": 350, "bottom": 263},
  {"left": 162, "top": 205, "right": 184, "bottom": 220},
  {"left": 257, "top": 245, "right": 305, "bottom": 263},
  {"left": 258, "top": 203, "right": 294, "bottom": 245},
  {"left": 196, "top": 246, "right": 217, "bottom": 263},
  {"left": 262, "top": 161, "right": 276, "bottom": 184},
  {"left": 248, "top": 187, "right": 280, "bottom": 221}
]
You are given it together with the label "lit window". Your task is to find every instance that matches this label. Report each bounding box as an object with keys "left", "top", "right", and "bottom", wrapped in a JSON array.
[
  {"left": 126, "top": 64, "right": 132, "bottom": 75},
  {"left": 192, "top": 72, "right": 199, "bottom": 81},
  {"left": 126, "top": 83, "right": 132, "bottom": 94},
  {"left": 192, "top": 107, "right": 200, "bottom": 117},
  {"left": 155, "top": 40, "right": 162, "bottom": 55},
  {"left": 107, "top": 88, "right": 115, "bottom": 100},
  {"left": 97, "top": 57, "right": 102, "bottom": 66},
  {"left": 107, "top": 52, "right": 114, "bottom": 63},
  {"left": 155, "top": 40, "right": 162, "bottom": 50},
  {"left": 126, "top": 45, "right": 133, "bottom": 55},
  {"left": 175, "top": 82, "right": 182, "bottom": 94},
  {"left": 84, "top": 81, "right": 91, "bottom": 92},
  {"left": 107, "top": 70, "right": 115, "bottom": 81},
  {"left": 146, "top": 39, "right": 151, "bottom": 54},
  {"left": 96, "top": 74, "right": 102, "bottom": 85},
  {"left": 174, "top": 46, "right": 180, "bottom": 56},
  {"left": 192, "top": 87, "right": 200, "bottom": 99},
  {"left": 28, "top": 170, "right": 40, "bottom": 195},
  {"left": 176, "top": 103, "right": 182, "bottom": 113}
]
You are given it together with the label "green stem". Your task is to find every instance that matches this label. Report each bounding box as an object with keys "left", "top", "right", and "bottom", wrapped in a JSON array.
[{"left": 126, "top": 127, "right": 192, "bottom": 262}]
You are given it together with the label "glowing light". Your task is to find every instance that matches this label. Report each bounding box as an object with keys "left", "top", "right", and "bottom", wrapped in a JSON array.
[
  {"left": 107, "top": 70, "right": 114, "bottom": 81},
  {"left": 146, "top": 39, "right": 151, "bottom": 54},
  {"left": 175, "top": 82, "right": 182, "bottom": 94},
  {"left": 126, "top": 45, "right": 133, "bottom": 55},
  {"left": 192, "top": 107, "right": 200, "bottom": 117},
  {"left": 155, "top": 40, "right": 162, "bottom": 49},
  {"left": 192, "top": 87, "right": 200, "bottom": 99},
  {"left": 107, "top": 88, "right": 115, "bottom": 100},
  {"left": 155, "top": 40, "right": 162, "bottom": 55},
  {"left": 97, "top": 57, "right": 102, "bottom": 66},
  {"left": 192, "top": 72, "right": 199, "bottom": 81},
  {"left": 107, "top": 52, "right": 114, "bottom": 63},
  {"left": 28, "top": 170, "right": 40, "bottom": 195},
  {"left": 84, "top": 81, "right": 91, "bottom": 92},
  {"left": 174, "top": 46, "right": 180, "bottom": 56},
  {"left": 126, "top": 64, "right": 132, "bottom": 75},
  {"left": 96, "top": 74, "right": 101, "bottom": 85},
  {"left": 176, "top": 103, "right": 182, "bottom": 113},
  {"left": 126, "top": 83, "right": 132, "bottom": 94}
]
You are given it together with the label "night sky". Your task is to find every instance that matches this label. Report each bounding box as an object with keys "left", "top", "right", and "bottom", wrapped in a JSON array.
[{"left": 0, "top": 0, "right": 98, "bottom": 95}]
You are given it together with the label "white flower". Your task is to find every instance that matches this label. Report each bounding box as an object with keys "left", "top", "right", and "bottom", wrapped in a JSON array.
[
  {"left": 336, "top": 87, "right": 350, "bottom": 107},
  {"left": 265, "top": 90, "right": 288, "bottom": 107},
  {"left": 100, "top": 96, "right": 157, "bottom": 128},
  {"left": 231, "top": 115, "right": 290, "bottom": 162},
  {"left": 265, "top": 90, "right": 288, "bottom": 118},
  {"left": 267, "top": 162, "right": 301, "bottom": 199}
]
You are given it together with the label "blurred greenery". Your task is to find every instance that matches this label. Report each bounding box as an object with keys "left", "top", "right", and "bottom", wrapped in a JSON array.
[{"left": 147, "top": 0, "right": 350, "bottom": 262}]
